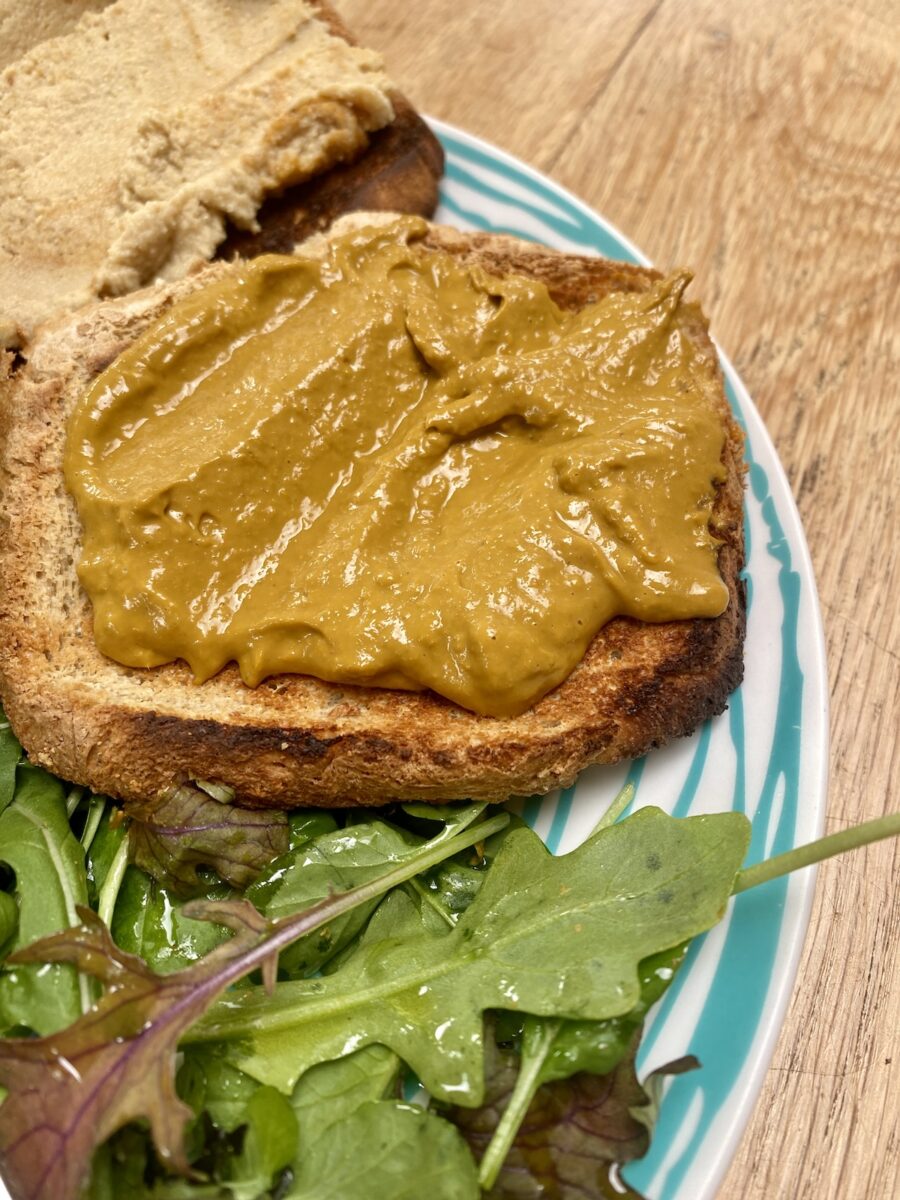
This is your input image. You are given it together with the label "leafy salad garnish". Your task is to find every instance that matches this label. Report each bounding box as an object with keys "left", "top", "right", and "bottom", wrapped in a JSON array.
[
  {"left": 452, "top": 1021, "right": 697, "bottom": 1199},
  {"left": 127, "top": 783, "right": 290, "bottom": 896},
  {"left": 0, "top": 708, "right": 896, "bottom": 1200}
]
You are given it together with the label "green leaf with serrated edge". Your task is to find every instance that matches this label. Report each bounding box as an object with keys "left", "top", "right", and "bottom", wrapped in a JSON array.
[
  {"left": 127, "top": 783, "right": 289, "bottom": 897},
  {"left": 247, "top": 819, "right": 431, "bottom": 977},
  {"left": 0, "top": 709, "right": 21, "bottom": 816},
  {"left": 536, "top": 942, "right": 688, "bottom": 1085},
  {"left": 0, "top": 765, "right": 90, "bottom": 1034},
  {"left": 0, "top": 810, "right": 508, "bottom": 1200},
  {"left": 191, "top": 809, "right": 750, "bottom": 1102},
  {"left": 285, "top": 1100, "right": 480, "bottom": 1200},
  {"left": 112, "top": 866, "right": 231, "bottom": 974},
  {"left": 451, "top": 1025, "right": 696, "bottom": 1200}
]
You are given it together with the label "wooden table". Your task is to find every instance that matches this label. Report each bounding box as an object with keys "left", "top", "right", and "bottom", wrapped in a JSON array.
[{"left": 340, "top": 1, "right": 900, "bottom": 1195}]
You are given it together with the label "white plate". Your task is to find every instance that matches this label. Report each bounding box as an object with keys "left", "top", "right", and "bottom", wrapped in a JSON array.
[{"left": 431, "top": 117, "right": 828, "bottom": 1199}]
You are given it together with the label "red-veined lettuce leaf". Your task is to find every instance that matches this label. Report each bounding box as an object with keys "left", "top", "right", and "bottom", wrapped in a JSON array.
[
  {"left": 127, "top": 784, "right": 289, "bottom": 895},
  {"left": 451, "top": 1028, "right": 697, "bottom": 1199}
]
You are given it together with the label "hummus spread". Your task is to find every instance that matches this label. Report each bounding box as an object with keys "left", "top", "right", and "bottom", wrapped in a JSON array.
[
  {"left": 65, "top": 218, "right": 729, "bottom": 719},
  {"left": 0, "top": 0, "right": 394, "bottom": 348},
  {"left": 0, "top": 0, "right": 113, "bottom": 70}
]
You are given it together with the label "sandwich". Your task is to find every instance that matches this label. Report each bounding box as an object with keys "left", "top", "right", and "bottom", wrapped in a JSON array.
[{"left": 0, "top": 214, "right": 745, "bottom": 809}]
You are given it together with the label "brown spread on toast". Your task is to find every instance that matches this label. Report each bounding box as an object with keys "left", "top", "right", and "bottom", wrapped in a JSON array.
[
  {"left": 65, "top": 219, "right": 728, "bottom": 719},
  {"left": 0, "top": 218, "right": 746, "bottom": 806}
]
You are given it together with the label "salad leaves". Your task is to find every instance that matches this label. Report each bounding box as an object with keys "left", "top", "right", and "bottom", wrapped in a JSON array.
[
  {"left": 286, "top": 1095, "right": 480, "bottom": 1199},
  {"left": 0, "top": 765, "right": 91, "bottom": 1034},
  {"left": 0, "top": 810, "right": 509, "bottom": 1200},
  {"left": 112, "top": 865, "right": 232, "bottom": 974},
  {"left": 191, "top": 810, "right": 749, "bottom": 1101},
  {"left": 247, "top": 815, "right": 430, "bottom": 976},
  {"left": 471, "top": 943, "right": 688, "bottom": 1191},
  {"left": 0, "top": 701, "right": 897, "bottom": 1200},
  {"left": 452, "top": 1026, "right": 697, "bottom": 1199}
]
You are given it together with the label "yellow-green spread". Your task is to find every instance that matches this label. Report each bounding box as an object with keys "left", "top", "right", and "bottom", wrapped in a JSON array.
[{"left": 65, "top": 217, "right": 729, "bottom": 718}]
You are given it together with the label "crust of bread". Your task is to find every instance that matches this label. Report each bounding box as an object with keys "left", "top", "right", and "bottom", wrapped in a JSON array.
[
  {"left": 228, "top": 0, "right": 443, "bottom": 255},
  {"left": 221, "top": 96, "right": 443, "bottom": 259},
  {"left": 0, "top": 219, "right": 746, "bottom": 808}
]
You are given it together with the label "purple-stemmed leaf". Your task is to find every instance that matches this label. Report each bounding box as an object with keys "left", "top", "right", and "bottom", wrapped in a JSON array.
[
  {"left": 451, "top": 1028, "right": 698, "bottom": 1200},
  {"left": 127, "top": 784, "right": 289, "bottom": 895},
  {"left": 0, "top": 812, "right": 508, "bottom": 1200}
]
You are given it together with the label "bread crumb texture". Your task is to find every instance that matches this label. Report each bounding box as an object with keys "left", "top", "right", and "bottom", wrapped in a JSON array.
[{"left": 0, "top": 0, "right": 394, "bottom": 348}]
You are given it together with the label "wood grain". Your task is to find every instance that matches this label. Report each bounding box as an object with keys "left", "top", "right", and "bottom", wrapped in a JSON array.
[{"left": 339, "top": 0, "right": 900, "bottom": 1195}]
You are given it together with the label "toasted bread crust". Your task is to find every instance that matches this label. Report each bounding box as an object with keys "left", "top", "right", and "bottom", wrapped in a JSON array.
[
  {"left": 0, "top": 222, "right": 745, "bottom": 808},
  {"left": 221, "top": 97, "right": 443, "bottom": 259},
  {"left": 223, "top": 0, "right": 444, "bottom": 254}
]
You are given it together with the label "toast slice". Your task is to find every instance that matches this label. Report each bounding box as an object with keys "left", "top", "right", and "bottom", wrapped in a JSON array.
[
  {"left": 0, "top": 0, "right": 442, "bottom": 351},
  {"left": 0, "top": 218, "right": 745, "bottom": 809}
]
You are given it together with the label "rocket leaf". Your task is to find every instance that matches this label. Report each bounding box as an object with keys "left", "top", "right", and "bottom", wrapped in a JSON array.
[
  {"left": 127, "top": 784, "right": 289, "bottom": 896},
  {"left": 0, "top": 810, "right": 508, "bottom": 1200},
  {"left": 112, "top": 866, "right": 231, "bottom": 974},
  {"left": 190, "top": 808, "right": 750, "bottom": 1101},
  {"left": 0, "top": 766, "right": 91, "bottom": 1034},
  {"left": 214, "top": 1045, "right": 472, "bottom": 1197},
  {"left": 289, "top": 1044, "right": 401, "bottom": 1134},
  {"left": 451, "top": 1026, "right": 697, "bottom": 1199},
  {"left": 285, "top": 1099, "right": 481, "bottom": 1199},
  {"left": 283, "top": 1045, "right": 482, "bottom": 1200},
  {"left": 247, "top": 818, "right": 426, "bottom": 977},
  {"left": 536, "top": 941, "right": 688, "bottom": 1087}
]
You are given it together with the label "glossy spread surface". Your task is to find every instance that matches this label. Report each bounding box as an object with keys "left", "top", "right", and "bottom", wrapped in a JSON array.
[{"left": 65, "top": 218, "right": 729, "bottom": 717}]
